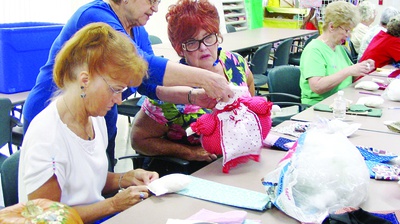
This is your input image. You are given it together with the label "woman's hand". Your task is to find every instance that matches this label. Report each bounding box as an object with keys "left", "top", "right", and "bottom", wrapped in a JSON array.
[
  {"left": 351, "top": 59, "right": 375, "bottom": 76},
  {"left": 111, "top": 185, "right": 150, "bottom": 212},
  {"left": 186, "top": 145, "right": 218, "bottom": 162},
  {"left": 190, "top": 88, "right": 218, "bottom": 108},
  {"left": 200, "top": 72, "right": 233, "bottom": 102},
  {"left": 123, "top": 169, "right": 159, "bottom": 186}
]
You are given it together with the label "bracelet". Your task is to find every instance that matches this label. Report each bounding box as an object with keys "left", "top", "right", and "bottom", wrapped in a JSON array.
[
  {"left": 118, "top": 173, "right": 125, "bottom": 190},
  {"left": 188, "top": 88, "right": 194, "bottom": 105}
]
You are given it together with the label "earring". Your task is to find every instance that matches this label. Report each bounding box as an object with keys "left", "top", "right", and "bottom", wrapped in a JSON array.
[{"left": 80, "top": 86, "right": 86, "bottom": 98}]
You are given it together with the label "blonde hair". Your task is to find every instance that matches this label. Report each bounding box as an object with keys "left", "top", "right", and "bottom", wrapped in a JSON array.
[
  {"left": 323, "top": 1, "right": 360, "bottom": 31},
  {"left": 358, "top": 1, "right": 376, "bottom": 22},
  {"left": 53, "top": 22, "right": 148, "bottom": 89}
]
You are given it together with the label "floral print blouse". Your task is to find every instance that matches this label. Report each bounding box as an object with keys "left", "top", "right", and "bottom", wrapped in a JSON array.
[{"left": 142, "top": 49, "right": 251, "bottom": 145}]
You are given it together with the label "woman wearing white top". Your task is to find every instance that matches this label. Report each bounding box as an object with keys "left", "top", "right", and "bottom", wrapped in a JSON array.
[{"left": 18, "top": 22, "right": 159, "bottom": 223}]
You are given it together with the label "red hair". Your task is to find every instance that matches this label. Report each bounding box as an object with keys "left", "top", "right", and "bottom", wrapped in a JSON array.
[{"left": 166, "top": 0, "right": 221, "bottom": 56}]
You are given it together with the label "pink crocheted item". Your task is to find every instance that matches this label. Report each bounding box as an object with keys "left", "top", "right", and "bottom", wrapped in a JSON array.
[{"left": 191, "top": 96, "right": 273, "bottom": 173}]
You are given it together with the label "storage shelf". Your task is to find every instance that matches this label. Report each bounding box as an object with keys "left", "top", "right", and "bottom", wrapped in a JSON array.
[
  {"left": 225, "top": 12, "right": 246, "bottom": 18},
  {"left": 222, "top": 0, "right": 243, "bottom": 3},
  {"left": 223, "top": 5, "right": 244, "bottom": 10},
  {"left": 226, "top": 20, "right": 247, "bottom": 25},
  {"left": 222, "top": 0, "right": 248, "bottom": 31}
]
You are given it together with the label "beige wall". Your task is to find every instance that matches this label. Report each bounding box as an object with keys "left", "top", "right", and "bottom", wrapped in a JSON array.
[{"left": 367, "top": 0, "right": 400, "bottom": 26}]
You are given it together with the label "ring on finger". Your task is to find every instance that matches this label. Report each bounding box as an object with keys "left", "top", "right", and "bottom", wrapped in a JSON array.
[{"left": 139, "top": 192, "right": 145, "bottom": 200}]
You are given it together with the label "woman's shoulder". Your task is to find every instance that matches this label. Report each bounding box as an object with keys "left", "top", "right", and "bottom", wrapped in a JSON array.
[{"left": 74, "top": 1, "right": 120, "bottom": 28}]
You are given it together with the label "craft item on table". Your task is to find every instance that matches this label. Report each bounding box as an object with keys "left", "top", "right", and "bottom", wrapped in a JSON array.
[
  {"left": 355, "top": 96, "right": 384, "bottom": 108},
  {"left": 271, "top": 122, "right": 311, "bottom": 138},
  {"left": 356, "top": 146, "right": 400, "bottom": 181},
  {"left": 384, "top": 121, "right": 400, "bottom": 133},
  {"left": 322, "top": 208, "right": 394, "bottom": 224},
  {"left": 0, "top": 199, "right": 83, "bottom": 223},
  {"left": 176, "top": 176, "right": 271, "bottom": 211},
  {"left": 314, "top": 104, "right": 382, "bottom": 117},
  {"left": 371, "top": 78, "right": 389, "bottom": 90},
  {"left": 375, "top": 67, "right": 397, "bottom": 76},
  {"left": 383, "top": 79, "right": 400, "bottom": 101},
  {"left": 355, "top": 81, "right": 380, "bottom": 91},
  {"left": 327, "top": 119, "right": 361, "bottom": 137},
  {"left": 190, "top": 84, "right": 273, "bottom": 173},
  {"left": 147, "top": 173, "right": 191, "bottom": 196},
  {"left": 372, "top": 78, "right": 385, "bottom": 84},
  {"left": 185, "top": 209, "right": 261, "bottom": 224},
  {"left": 262, "top": 122, "right": 370, "bottom": 223},
  {"left": 370, "top": 212, "right": 400, "bottom": 224},
  {"left": 263, "top": 134, "right": 295, "bottom": 151}
]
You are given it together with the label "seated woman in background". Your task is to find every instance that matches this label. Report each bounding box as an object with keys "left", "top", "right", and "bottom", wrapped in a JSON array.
[
  {"left": 18, "top": 23, "right": 159, "bottom": 223},
  {"left": 359, "top": 14, "right": 400, "bottom": 69},
  {"left": 350, "top": 1, "right": 377, "bottom": 54},
  {"left": 130, "top": 0, "right": 255, "bottom": 176},
  {"left": 299, "top": 1, "right": 375, "bottom": 106},
  {"left": 358, "top": 6, "right": 400, "bottom": 61}
]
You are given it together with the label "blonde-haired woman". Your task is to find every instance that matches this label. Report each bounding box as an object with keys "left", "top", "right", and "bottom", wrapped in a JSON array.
[
  {"left": 18, "top": 22, "right": 159, "bottom": 223},
  {"left": 299, "top": 1, "right": 375, "bottom": 105}
]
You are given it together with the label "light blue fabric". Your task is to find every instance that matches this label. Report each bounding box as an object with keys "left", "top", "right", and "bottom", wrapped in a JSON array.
[{"left": 176, "top": 176, "right": 271, "bottom": 211}]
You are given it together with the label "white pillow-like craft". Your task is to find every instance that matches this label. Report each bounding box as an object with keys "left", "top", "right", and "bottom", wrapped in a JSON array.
[
  {"left": 328, "top": 119, "right": 361, "bottom": 137},
  {"left": 356, "top": 96, "right": 384, "bottom": 108},
  {"left": 354, "top": 81, "right": 379, "bottom": 91},
  {"left": 147, "top": 173, "right": 191, "bottom": 196},
  {"left": 385, "top": 79, "right": 400, "bottom": 101}
]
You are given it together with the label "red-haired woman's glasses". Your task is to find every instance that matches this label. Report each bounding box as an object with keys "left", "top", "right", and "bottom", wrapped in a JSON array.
[{"left": 182, "top": 33, "right": 218, "bottom": 52}]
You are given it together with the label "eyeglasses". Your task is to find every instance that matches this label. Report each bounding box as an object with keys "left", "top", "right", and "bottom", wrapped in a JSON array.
[
  {"left": 338, "top": 26, "right": 352, "bottom": 34},
  {"left": 149, "top": 0, "right": 161, "bottom": 6},
  {"left": 100, "top": 75, "right": 127, "bottom": 95},
  {"left": 182, "top": 33, "right": 218, "bottom": 52}
]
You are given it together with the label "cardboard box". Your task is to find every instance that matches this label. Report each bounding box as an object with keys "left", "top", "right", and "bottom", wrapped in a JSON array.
[{"left": 0, "top": 22, "right": 63, "bottom": 93}]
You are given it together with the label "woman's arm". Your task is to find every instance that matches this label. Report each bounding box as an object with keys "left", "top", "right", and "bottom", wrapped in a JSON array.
[
  {"left": 308, "top": 59, "right": 375, "bottom": 94},
  {"left": 155, "top": 86, "right": 217, "bottom": 109},
  {"left": 163, "top": 61, "right": 233, "bottom": 102},
  {"left": 28, "top": 172, "right": 157, "bottom": 223},
  {"left": 73, "top": 185, "right": 149, "bottom": 223},
  {"left": 131, "top": 110, "right": 217, "bottom": 162}
]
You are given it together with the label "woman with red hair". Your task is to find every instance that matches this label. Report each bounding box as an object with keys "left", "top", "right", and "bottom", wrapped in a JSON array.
[{"left": 130, "top": 0, "right": 255, "bottom": 176}]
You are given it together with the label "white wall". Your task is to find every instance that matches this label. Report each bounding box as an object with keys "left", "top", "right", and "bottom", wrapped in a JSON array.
[
  {"left": 0, "top": 0, "right": 91, "bottom": 24},
  {"left": 369, "top": 0, "right": 400, "bottom": 26}
]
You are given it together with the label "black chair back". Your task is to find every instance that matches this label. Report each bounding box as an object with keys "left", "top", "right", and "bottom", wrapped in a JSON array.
[
  {"left": 0, "top": 98, "right": 13, "bottom": 155},
  {"left": 267, "top": 65, "right": 301, "bottom": 103},
  {"left": 1, "top": 150, "right": 20, "bottom": 207},
  {"left": 226, "top": 24, "right": 236, "bottom": 33},
  {"left": 149, "top": 35, "right": 162, "bottom": 45},
  {"left": 250, "top": 43, "right": 273, "bottom": 75},
  {"left": 272, "top": 38, "right": 294, "bottom": 67}
]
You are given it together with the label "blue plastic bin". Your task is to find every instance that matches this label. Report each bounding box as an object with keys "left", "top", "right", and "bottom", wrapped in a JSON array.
[{"left": 0, "top": 22, "right": 63, "bottom": 94}]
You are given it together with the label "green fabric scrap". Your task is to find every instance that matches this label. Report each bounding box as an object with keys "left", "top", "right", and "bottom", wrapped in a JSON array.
[{"left": 313, "top": 104, "right": 382, "bottom": 117}]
